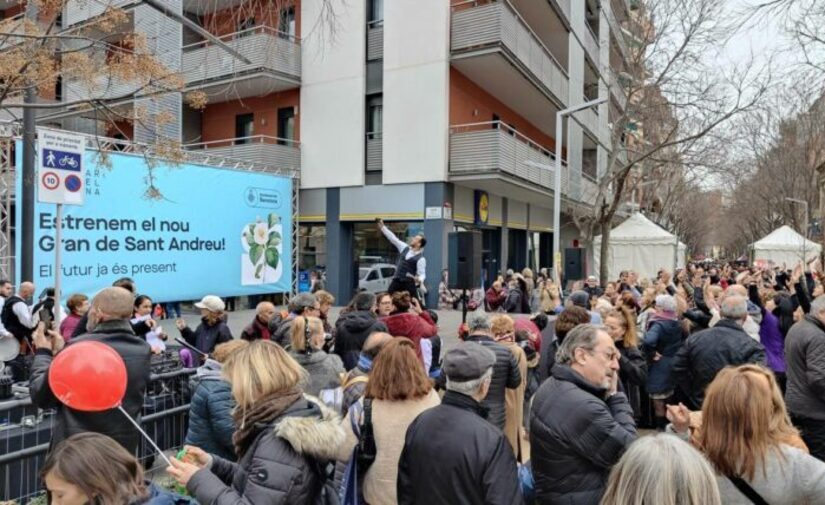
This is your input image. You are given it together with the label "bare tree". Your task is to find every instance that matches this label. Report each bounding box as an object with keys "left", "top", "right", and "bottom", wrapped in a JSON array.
[{"left": 571, "top": 0, "right": 770, "bottom": 283}]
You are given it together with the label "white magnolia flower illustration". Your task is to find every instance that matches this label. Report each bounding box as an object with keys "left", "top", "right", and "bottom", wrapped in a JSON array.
[{"left": 253, "top": 222, "right": 269, "bottom": 245}]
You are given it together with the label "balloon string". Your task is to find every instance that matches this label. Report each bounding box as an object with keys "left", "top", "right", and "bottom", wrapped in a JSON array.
[{"left": 117, "top": 405, "right": 172, "bottom": 466}]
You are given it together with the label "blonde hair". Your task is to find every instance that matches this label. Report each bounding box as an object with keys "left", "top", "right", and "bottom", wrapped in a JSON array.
[
  {"left": 212, "top": 339, "right": 249, "bottom": 364},
  {"left": 521, "top": 268, "right": 534, "bottom": 279},
  {"left": 223, "top": 340, "right": 306, "bottom": 410},
  {"left": 601, "top": 434, "right": 721, "bottom": 505},
  {"left": 290, "top": 316, "right": 325, "bottom": 352},
  {"left": 315, "top": 290, "right": 335, "bottom": 306},
  {"left": 490, "top": 314, "right": 515, "bottom": 339},
  {"left": 698, "top": 364, "right": 800, "bottom": 481}
]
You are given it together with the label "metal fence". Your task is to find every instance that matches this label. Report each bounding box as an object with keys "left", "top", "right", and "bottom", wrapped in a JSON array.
[{"left": 0, "top": 362, "right": 196, "bottom": 504}]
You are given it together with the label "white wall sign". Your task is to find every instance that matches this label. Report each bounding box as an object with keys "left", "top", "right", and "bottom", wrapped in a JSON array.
[
  {"left": 37, "top": 128, "right": 86, "bottom": 206},
  {"left": 425, "top": 206, "right": 443, "bottom": 220}
]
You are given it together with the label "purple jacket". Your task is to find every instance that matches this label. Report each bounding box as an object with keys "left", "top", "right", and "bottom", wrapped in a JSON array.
[{"left": 759, "top": 309, "right": 786, "bottom": 373}]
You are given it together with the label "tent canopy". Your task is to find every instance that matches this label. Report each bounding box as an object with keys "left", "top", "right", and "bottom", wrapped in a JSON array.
[
  {"left": 751, "top": 225, "right": 821, "bottom": 267},
  {"left": 593, "top": 213, "right": 686, "bottom": 281}
]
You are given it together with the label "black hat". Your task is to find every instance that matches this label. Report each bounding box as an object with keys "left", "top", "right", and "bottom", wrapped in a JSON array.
[{"left": 443, "top": 342, "right": 496, "bottom": 382}]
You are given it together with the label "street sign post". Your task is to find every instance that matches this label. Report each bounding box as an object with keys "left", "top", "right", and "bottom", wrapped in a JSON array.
[{"left": 37, "top": 128, "right": 86, "bottom": 319}]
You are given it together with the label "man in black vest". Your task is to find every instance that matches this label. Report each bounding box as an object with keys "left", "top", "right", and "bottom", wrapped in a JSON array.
[
  {"left": 1, "top": 281, "right": 36, "bottom": 381},
  {"left": 377, "top": 218, "right": 427, "bottom": 300}
]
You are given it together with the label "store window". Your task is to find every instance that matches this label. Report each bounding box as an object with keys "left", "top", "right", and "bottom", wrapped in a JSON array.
[
  {"left": 299, "top": 224, "right": 326, "bottom": 270},
  {"left": 353, "top": 221, "right": 423, "bottom": 292}
]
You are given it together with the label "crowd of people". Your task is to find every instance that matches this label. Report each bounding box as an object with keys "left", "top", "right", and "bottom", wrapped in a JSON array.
[{"left": 5, "top": 257, "right": 825, "bottom": 504}]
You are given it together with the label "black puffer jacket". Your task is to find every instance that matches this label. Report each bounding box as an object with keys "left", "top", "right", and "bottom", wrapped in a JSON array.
[
  {"left": 29, "top": 320, "right": 152, "bottom": 453},
  {"left": 333, "top": 310, "right": 386, "bottom": 370},
  {"left": 464, "top": 334, "right": 521, "bottom": 430},
  {"left": 530, "top": 365, "right": 637, "bottom": 505},
  {"left": 185, "top": 360, "right": 236, "bottom": 460},
  {"left": 180, "top": 318, "right": 233, "bottom": 355},
  {"left": 671, "top": 318, "right": 766, "bottom": 409},
  {"left": 187, "top": 396, "right": 345, "bottom": 505}
]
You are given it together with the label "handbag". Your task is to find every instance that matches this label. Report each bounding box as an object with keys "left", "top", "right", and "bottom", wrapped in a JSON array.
[
  {"left": 728, "top": 475, "right": 770, "bottom": 505},
  {"left": 339, "top": 399, "right": 376, "bottom": 505}
]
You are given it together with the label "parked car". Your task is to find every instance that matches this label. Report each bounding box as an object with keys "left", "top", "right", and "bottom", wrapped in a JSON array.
[{"left": 359, "top": 263, "right": 396, "bottom": 293}]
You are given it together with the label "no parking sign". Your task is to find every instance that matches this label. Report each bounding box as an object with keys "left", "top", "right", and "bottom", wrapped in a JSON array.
[{"left": 37, "top": 128, "right": 85, "bottom": 206}]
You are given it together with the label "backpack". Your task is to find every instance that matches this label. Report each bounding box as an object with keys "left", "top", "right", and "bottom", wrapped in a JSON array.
[{"left": 504, "top": 289, "right": 523, "bottom": 313}]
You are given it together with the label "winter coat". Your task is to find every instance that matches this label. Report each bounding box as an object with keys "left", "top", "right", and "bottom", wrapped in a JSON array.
[
  {"left": 289, "top": 350, "right": 345, "bottom": 397},
  {"left": 785, "top": 315, "right": 825, "bottom": 420},
  {"left": 185, "top": 359, "right": 236, "bottom": 461},
  {"left": 333, "top": 310, "right": 387, "bottom": 370},
  {"left": 240, "top": 317, "right": 271, "bottom": 342},
  {"left": 759, "top": 309, "right": 786, "bottom": 373},
  {"left": 380, "top": 311, "right": 436, "bottom": 362},
  {"left": 715, "top": 444, "right": 825, "bottom": 504},
  {"left": 464, "top": 334, "right": 522, "bottom": 430},
  {"left": 268, "top": 313, "right": 295, "bottom": 348},
  {"left": 59, "top": 313, "right": 82, "bottom": 340},
  {"left": 186, "top": 396, "right": 345, "bottom": 505},
  {"left": 486, "top": 287, "right": 507, "bottom": 312},
  {"left": 504, "top": 287, "right": 530, "bottom": 314},
  {"left": 616, "top": 341, "right": 647, "bottom": 420},
  {"left": 397, "top": 391, "right": 524, "bottom": 505},
  {"left": 180, "top": 318, "right": 233, "bottom": 355},
  {"left": 29, "top": 320, "right": 152, "bottom": 453},
  {"left": 672, "top": 319, "right": 767, "bottom": 409},
  {"left": 501, "top": 341, "right": 528, "bottom": 458},
  {"left": 335, "top": 390, "right": 440, "bottom": 505},
  {"left": 530, "top": 365, "right": 637, "bottom": 505},
  {"left": 641, "top": 318, "right": 684, "bottom": 395},
  {"left": 537, "top": 319, "right": 558, "bottom": 384}
]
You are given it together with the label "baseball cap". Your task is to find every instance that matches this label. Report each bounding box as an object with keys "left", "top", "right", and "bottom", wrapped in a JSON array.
[
  {"left": 195, "top": 295, "right": 225, "bottom": 312},
  {"left": 443, "top": 342, "right": 496, "bottom": 382}
]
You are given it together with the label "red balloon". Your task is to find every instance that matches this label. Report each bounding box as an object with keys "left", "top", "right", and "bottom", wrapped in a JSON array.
[{"left": 48, "top": 341, "right": 127, "bottom": 412}]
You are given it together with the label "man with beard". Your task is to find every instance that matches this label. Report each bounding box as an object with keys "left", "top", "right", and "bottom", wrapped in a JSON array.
[{"left": 29, "top": 287, "right": 152, "bottom": 452}]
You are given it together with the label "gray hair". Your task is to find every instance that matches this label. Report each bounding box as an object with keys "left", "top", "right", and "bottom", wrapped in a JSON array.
[
  {"left": 811, "top": 295, "right": 825, "bottom": 316},
  {"left": 446, "top": 367, "right": 493, "bottom": 396},
  {"left": 555, "top": 324, "right": 605, "bottom": 365},
  {"left": 289, "top": 293, "right": 317, "bottom": 314},
  {"left": 466, "top": 310, "right": 491, "bottom": 332},
  {"left": 720, "top": 294, "right": 748, "bottom": 320},
  {"left": 655, "top": 294, "right": 677, "bottom": 313},
  {"left": 601, "top": 434, "right": 721, "bottom": 505}
]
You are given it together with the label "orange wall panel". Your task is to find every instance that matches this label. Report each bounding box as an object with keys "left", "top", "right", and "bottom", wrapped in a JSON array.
[
  {"left": 201, "top": 89, "right": 300, "bottom": 142},
  {"left": 203, "top": 0, "right": 301, "bottom": 38},
  {"left": 449, "top": 67, "right": 557, "bottom": 153}
]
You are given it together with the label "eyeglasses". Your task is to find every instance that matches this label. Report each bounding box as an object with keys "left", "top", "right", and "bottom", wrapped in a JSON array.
[{"left": 588, "top": 348, "right": 620, "bottom": 362}]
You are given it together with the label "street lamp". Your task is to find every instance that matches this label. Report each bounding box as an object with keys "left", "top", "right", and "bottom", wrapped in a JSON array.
[
  {"left": 523, "top": 97, "right": 608, "bottom": 286},
  {"left": 786, "top": 197, "right": 810, "bottom": 268}
]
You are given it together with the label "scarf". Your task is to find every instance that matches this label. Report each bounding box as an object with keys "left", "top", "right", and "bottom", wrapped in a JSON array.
[{"left": 232, "top": 388, "right": 303, "bottom": 458}]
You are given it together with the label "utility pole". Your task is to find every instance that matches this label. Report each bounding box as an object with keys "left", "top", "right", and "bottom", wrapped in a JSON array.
[{"left": 20, "top": 0, "right": 38, "bottom": 283}]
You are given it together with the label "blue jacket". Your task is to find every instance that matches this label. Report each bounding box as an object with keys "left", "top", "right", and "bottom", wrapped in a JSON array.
[
  {"left": 642, "top": 319, "right": 684, "bottom": 394},
  {"left": 180, "top": 318, "right": 233, "bottom": 354},
  {"left": 141, "top": 482, "right": 196, "bottom": 505},
  {"left": 185, "top": 359, "right": 236, "bottom": 460}
]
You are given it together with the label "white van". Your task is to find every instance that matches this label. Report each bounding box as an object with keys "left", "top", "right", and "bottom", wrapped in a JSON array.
[{"left": 358, "top": 263, "right": 396, "bottom": 293}]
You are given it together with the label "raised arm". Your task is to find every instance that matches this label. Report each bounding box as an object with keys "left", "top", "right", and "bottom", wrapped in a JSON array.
[{"left": 378, "top": 219, "right": 407, "bottom": 253}]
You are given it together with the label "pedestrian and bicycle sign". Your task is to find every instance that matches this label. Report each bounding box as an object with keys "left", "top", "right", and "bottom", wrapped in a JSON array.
[{"left": 37, "top": 128, "right": 85, "bottom": 206}]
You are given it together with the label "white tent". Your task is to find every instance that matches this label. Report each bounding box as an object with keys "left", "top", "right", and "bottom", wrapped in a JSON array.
[
  {"left": 751, "top": 225, "right": 821, "bottom": 268},
  {"left": 593, "top": 213, "right": 687, "bottom": 281}
]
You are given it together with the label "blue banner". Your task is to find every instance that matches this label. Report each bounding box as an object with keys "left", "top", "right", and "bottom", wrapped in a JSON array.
[{"left": 17, "top": 144, "right": 293, "bottom": 302}]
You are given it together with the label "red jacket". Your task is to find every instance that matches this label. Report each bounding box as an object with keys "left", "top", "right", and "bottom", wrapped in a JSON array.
[
  {"left": 486, "top": 288, "right": 507, "bottom": 311},
  {"left": 381, "top": 311, "right": 437, "bottom": 361}
]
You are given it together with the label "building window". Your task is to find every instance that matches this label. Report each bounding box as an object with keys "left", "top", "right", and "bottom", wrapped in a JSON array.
[
  {"left": 279, "top": 7, "right": 296, "bottom": 39},
  {"left": 366, "top": 95, "right": 382, "bottom": 139},
  {"left": 237, "top": 17, "right": 256, "bottom": 37},
  {"left": 368, "top": 0, "right": 383, "bottom": 26},
  {"left": 277, "top": 107, "right": 295, "bottom": 145},
  {"left": 299, "top": 225, "right": 327, "bottom": 270},
  {"left": 234, "top": 113, "right": 254, "bottom": 144}
]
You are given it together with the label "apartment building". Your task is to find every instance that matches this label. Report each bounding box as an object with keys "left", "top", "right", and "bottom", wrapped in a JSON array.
[{"left": 9, "top": 0, "right": 635, "bottom": 304}]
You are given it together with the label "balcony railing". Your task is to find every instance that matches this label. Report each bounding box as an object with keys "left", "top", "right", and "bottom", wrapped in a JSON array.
[
  {"left": 449, "top": 121, "right": 568, "bottom": 194},
  {"left": 366, "top": 132, "right": 382, "bottom": 172},
  {"left": 367, "top": 20, "right": 383, "bottom": 61},
  {"left": 609, "top": 70, "right": 629, "bottom": 110},
  {"left": 63, "top": 72, "right": 142, "bottom": 104},
  {"left": 579, "top": 107, "right": 600, "bottom": 139},
  {"left": 605, "top": 4, "right": 630, "bottom": 61},
  {"left": 0, "top": 13, "right": 24, "bottom": 49},
  {"left": 584, "top": 24, "right": 600, "bottom": 64},
  {"left": 451, "top": 0, "right": 569, "bottom": 107},
  {"left": 182, "top": 25, "right": 301, "bottom": 87},
  {"left": 185, "top": 135, "right": 300, "bottom": 172}
]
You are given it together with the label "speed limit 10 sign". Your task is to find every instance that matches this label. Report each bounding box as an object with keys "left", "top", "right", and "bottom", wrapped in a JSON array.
[{"left": 37, "top": 128, "right": 86, "bottom": 206}]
